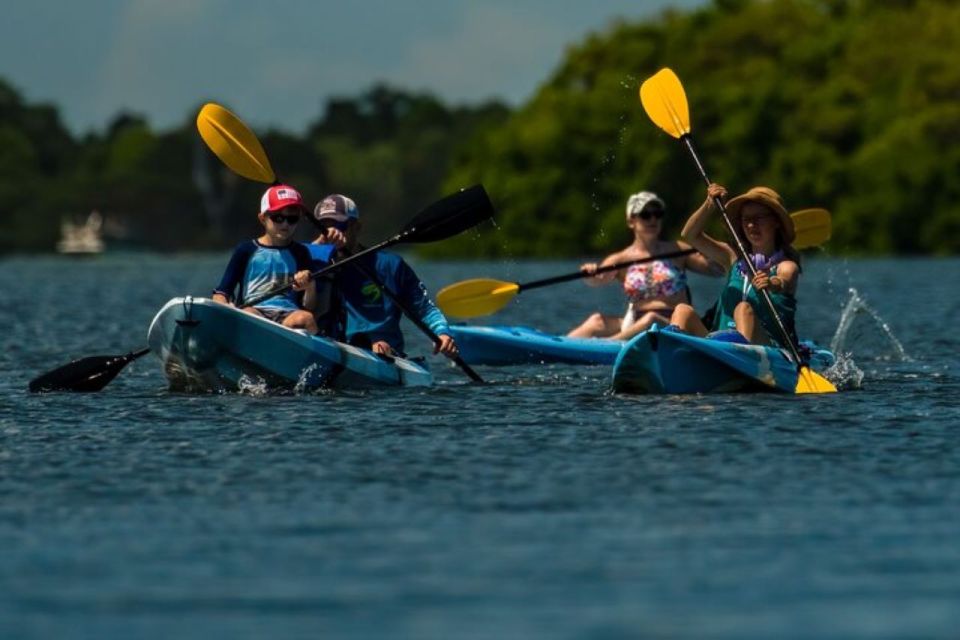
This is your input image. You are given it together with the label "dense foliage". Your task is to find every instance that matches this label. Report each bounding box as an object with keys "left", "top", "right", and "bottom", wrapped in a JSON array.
[
  {"left": 1, "top": 0, "right": 957, "bottom": 256},
  {"left": 434, "top": 0, "right": 960, "bottom": 257},
  {"left": 0, "top": 83, "right": 507, "bottom": 253}
]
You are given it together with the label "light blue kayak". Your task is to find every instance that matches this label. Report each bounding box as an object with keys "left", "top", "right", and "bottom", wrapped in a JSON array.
[
  {"left": 611, "top": 324, "right": 835, "bottom": 394},
  {"left": 147, "top": 297, "right": 432, "bottom": 392},
  {"left": 447, "top": 324, "right": 622, "bottom": 366}
]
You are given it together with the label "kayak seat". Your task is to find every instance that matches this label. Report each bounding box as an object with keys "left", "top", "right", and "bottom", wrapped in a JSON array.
[{"left": 707, "top": 329, "right": 750, "bottom": 345}]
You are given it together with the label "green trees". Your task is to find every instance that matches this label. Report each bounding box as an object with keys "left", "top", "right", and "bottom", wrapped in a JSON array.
[
  {"left": 1, "top": 0, "right": 957, "bottom": 255},
  {"left": 436, "top": 0, "right": 960, "bottom": 257}
]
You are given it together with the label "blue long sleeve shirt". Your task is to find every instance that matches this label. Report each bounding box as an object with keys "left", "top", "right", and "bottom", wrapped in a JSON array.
[
  {"left": 333, "top": 251, "right": 450, "bottom": 354},
  {"left": 213, "top": 240, "right": 313, "bottom": 310}
]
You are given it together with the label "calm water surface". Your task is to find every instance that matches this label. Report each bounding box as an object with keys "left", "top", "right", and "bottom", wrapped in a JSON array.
[{"left": 1, "top": 254, "right": 958, "bottom": 639}]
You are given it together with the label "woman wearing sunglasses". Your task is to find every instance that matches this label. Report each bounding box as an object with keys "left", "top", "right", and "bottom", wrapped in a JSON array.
[
  {"left": 211, "top": 184, "right": 319, "bottom": 334},
  {"left": 567, "top": 191, "right": 719, "bottom": 340}
]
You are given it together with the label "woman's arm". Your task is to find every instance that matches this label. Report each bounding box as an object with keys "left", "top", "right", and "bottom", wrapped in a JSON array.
[
  {"left": 581, "top": 250, "right": 627, "bottom": 287},
  {"left": 677, "top": 240, "right": 725, "bottom": 277},
  {"left": 754, "top": 260, "right": 799, "bottom": 295},
  {"left": 680, "top": 184, "right": 738, "bottom": 270}
]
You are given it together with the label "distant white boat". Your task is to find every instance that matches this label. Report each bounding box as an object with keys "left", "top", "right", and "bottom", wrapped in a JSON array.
[{"left": 57, "top": 210, "right": 105, "bottom": 255}]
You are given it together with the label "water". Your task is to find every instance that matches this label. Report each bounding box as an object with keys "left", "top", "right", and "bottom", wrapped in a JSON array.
[{"left": 2, "top": 254, "right": 959, "bottom": 639}]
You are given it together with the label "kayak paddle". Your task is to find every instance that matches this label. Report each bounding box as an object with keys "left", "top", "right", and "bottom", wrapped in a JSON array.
[
  {"left": 199, "top": 103, "right": 491, "bottom": 383},
  {"left": 437, "top": 248, "right": 694, "bottom": 319},
  {"left": 639, "top": 67, "right": 836, "bottom": 394},
  {"left": 436, "top": 207, "right": 830, "bottom": 319},
  {"left": 28, "top": 349, "right": 151, "bottom": 393}
]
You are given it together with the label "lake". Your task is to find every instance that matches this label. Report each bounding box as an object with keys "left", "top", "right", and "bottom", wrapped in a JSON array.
[{"left": 2, "top": 254, "right": 958, "bottom": 639}]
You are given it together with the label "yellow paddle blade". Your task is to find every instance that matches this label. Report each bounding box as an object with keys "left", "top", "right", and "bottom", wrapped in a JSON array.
[
  {"left": 791, "top": 208, "right": 832, "bottom": 250},
  {"left": 639, "top": 68, "right": 691, "bottom": 139},
  {"left": 436, "top": 278, "right": 520, "bottom": 319},
  {"left": 795, "top": 366, "right": 837, "bottom": 394},
  {"left": 197, "top": 103, "right": 275, "bottom": 183}
]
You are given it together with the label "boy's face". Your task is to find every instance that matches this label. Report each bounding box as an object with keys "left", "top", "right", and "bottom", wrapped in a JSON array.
[{"left": 259, "top": 206, "right": 302, "bottom": 243}]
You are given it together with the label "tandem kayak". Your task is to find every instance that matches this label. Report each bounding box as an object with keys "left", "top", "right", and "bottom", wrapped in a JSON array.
[
  {"left": 147, "top": 297, "right": 432, "bottom": 392},
  {"left": 611, "top": 324, "right": 835, "bottom": 394},
  {"left": 447, "top": 324, "right": 623, "bottom": 366}
]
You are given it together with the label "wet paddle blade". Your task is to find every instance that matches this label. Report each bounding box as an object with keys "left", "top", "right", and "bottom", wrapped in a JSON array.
[
  {"left": 436, "top": 279, "right": 520, "bottom": 318},
  {"left": 639, "top": 68, "right": 691, "bottom": 139},
  {"left": 197, "top": 103, "right": 275, "bottom": 183},
  {"left": 28, "top": 349, "right": 149, "bottom": 393},
  {"left": 401, "top": 185, "right": 495, "bottom": 244},
  {"left": 795, "top": 366, "right": 838, "bottom": 394},
  {"left": 791, "top": 208, "right": 831, "bottom": 250}
]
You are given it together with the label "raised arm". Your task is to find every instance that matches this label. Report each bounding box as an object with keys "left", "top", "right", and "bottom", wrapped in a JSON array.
[
  {"left": 680, "top": 184, "right": 738, "bottom": 270},
  {"left": 678, "top": 240, "right": 725, "bottom": 277}
]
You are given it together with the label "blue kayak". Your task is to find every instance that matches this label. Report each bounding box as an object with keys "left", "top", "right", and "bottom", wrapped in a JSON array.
[
  {"left": 611, "top": 324, "right": 835, "bottom": 394},
  {"left": 447, "top": 324, "right": 623, "bottom": 365},
  {"left": 147, "top": 297, "right": 432, "bottom": 392}
]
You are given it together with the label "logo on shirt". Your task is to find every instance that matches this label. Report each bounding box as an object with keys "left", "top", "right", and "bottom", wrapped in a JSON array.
[{"left": 361, "top": 282, "right": 382, "bottom": 304}]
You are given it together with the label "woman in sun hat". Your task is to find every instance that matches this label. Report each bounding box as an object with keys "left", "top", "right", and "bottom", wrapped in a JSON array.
[
  {"left": 669, "top": 183, "right": 802, "bottom": 345},
  {"left": 567, "top": 190, "right": 720, "bottom": 340}
]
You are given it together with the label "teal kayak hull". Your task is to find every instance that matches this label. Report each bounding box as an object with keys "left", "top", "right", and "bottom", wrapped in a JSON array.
[
  {"left": 447, "top": 324, "right": 622, "bottom": 365},
  {"left": 611, "top": 324, "right": 835, "bottom": 394},
  {"left": 147, "top": 297, "right": 432, "bottom": 392}
]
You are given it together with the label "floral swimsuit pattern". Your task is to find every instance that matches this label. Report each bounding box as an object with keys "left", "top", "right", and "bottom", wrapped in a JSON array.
[{"left": 623, "top": 260, "right": 687, "bottom": 302}]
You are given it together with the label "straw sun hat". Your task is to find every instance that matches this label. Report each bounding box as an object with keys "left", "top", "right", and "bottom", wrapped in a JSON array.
[{"left": 725, "top": 186, "right": 795, "bottom": 245}]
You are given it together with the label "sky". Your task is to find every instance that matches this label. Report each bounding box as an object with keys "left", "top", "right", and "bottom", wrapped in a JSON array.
[{"left": 1, "top": 0, "right": 704, "bottom": 135}]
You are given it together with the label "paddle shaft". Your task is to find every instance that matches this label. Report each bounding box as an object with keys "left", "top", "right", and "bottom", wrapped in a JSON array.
[
  {"left": 242, "top": 232, "right": 407, "bottom": 308},
  {"left": 243, "top": 186, "right": 492, "bottom": 308},
  {"left": 518, "top": 249, "right": 697, "bottom": 292},
  {"left": 346, "top": 256, "right": 484, "bottom": 383},
  {"left": 680, "top": 135, "right": 806, "bottom": 367}
]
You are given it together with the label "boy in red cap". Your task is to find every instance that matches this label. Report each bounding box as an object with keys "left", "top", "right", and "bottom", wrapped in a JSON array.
[{"left": 212, "top": 184, "right": 319, "bottom": 334}]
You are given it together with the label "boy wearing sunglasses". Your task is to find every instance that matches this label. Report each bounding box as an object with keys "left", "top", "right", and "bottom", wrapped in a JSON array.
[
  {"left": 212, "top": 184, "right": 319, "bottom": 334},
  {"left": 310, "top": 194, "right": 458, "bottom": 359}
]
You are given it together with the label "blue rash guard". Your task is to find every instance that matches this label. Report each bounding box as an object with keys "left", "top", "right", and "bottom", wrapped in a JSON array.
[
  {"left": 331, "top": 250, "right": 450, "bottom": 354},
  {"left": 213, "top": 240, "right": 314, "bottom": 310}
]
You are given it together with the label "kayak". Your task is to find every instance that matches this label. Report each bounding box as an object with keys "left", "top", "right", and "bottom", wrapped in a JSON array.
[
  {"left": 147, "top": 297, "right": 432, "bottom": 392},
  {"left": 447, "top": 324, "right": 622, "bottom": 365},
  {"left": 611, "top": 324, "right": 835, "bottom": 394}
]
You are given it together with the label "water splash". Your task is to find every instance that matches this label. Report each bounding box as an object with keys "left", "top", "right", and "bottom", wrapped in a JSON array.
[
  {"left": 293, "top": 363, "right": 335, "bottom": 396},
  {"left": 830, "top": 287, "right": 908, "bottom": 360},
  {"left": 824, "top": 353, "right": 864, "bottom": 391},
  {"left": 237, "top": 374, "right": 269, "bottom": 397}
]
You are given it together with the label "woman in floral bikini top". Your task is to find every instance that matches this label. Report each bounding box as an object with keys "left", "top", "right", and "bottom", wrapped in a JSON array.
[{"left": 567, "top": 191, "right": 721, "bottom": 341}]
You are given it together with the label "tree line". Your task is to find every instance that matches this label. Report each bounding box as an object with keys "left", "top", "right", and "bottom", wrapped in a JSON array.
[{"left": 2, "top": 0, "right": 958, "bottom": 257}]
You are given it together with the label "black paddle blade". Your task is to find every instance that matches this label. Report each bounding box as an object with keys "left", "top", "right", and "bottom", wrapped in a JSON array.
[
  {"left": 401, "top": 184, "right": 494, "bottom": 244},
  {"left": 28, "top": 348, "right": 150, "bottom": 393}
]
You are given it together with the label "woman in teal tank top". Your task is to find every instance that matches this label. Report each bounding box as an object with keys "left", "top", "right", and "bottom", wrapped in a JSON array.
[{"left": 669, "top": 183, "right": 801, "bottom": 346}]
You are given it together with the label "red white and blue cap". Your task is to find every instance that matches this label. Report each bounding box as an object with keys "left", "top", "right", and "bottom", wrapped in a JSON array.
[
  {"left": 313, "top": 194, "right": 359, "bottom": 223},
  {"left": 260, "top": 184, "right": 309, "bottom": 215}
]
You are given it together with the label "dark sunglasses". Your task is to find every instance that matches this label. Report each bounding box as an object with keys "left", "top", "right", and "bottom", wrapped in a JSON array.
[
  {"left": 268, "top": 213, "right": 301, "bottom": 225},
  {"left": 632, "top": 207, "right": 665, "bottom": 221}
]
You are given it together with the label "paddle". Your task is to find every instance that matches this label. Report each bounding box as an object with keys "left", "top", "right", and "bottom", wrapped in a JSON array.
[
  {"left": 639, "top": 67, "right": 836, "bottom": 394},
  {"left": 436, "top": 207, "right": 831, "bottom": 319},
  {"left": 200, "top": 103, "right": 491, "bottom": 383},
  {"left": 242, "top": 185, "right": 493, "bottom": 307},
  {"left": 438, "top": 249, "right": 692, "bottom": 319},
  {"left": 28, "top": 348, "right": 151, "bottom": 393}
]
